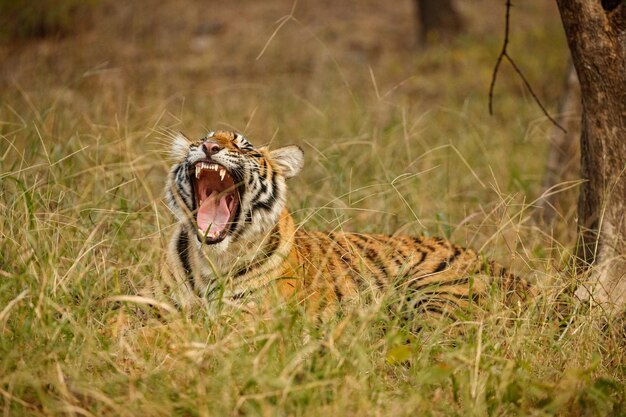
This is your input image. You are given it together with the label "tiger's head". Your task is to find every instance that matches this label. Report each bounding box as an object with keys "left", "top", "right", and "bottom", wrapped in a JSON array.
[{"left": 165, "top": 130, "right": 304, "bottom": 251}]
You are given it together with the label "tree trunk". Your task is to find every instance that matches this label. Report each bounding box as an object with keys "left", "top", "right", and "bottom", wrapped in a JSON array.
[
  {"left": 414, "top": 0, "right": 463, "bottom": 45},
  {"left": 556, "top": 0, "right": 626, "bottom": 313}
]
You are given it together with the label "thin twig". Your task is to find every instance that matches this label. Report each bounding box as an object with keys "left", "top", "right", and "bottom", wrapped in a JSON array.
[
  {"left": 505, "top": 54, "right": 566, "bottom": 132},
  {"left": 488, "top": 0, "right": 566, "bottom": 133},
  {"left": 488, "top": 0, "right": 511, "bottom": 115}
]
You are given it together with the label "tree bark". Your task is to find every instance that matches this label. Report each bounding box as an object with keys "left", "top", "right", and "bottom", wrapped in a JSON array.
[
  {"left": 556, "top": 0, "right": 626, "bottom": 313},
  {"left": 414, "top": 0, "right": 463, "bottom": 45}
]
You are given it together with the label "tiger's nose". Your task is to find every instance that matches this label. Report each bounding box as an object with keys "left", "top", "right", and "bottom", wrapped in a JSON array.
[{"left": 203, "top": 141, "right": 222, "bottom": 156}]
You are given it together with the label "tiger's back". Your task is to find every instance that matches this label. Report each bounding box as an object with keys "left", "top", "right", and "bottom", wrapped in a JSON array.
[{"left": 271, "top": 220, "right": 531, "bottom": 319}]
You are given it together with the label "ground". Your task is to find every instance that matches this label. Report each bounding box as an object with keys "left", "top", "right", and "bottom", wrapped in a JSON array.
[{"left": 0, "top": 1, "right": 624, "bottom": 416}]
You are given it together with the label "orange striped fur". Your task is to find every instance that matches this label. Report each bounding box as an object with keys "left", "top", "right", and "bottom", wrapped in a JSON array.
[{"left": 152, "top": 130, "right": 533, "bottom": 319}]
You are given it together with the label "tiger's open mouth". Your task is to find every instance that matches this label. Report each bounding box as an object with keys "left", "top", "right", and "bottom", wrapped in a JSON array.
[{"left": 190, "top": 161, "right": 240, "bottom": 244}]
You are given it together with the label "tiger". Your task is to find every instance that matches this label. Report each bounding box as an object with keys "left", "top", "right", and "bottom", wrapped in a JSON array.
[{"left": 153, "top": 130, "right": 533, "bottom": 321}]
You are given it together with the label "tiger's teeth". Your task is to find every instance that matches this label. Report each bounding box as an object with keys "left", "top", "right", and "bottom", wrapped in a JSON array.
[{"left": 195, "top": 162, "right": 226, "bottom": 179}]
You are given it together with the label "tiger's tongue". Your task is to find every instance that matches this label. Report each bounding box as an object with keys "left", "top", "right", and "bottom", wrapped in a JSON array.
[{"left": 197, "top": 190, "right": 230, "bottom": 236}]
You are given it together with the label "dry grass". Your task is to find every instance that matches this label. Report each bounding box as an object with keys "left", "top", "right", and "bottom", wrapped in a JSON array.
[{"left": 1, "top": 0, "right": 624, "bottom": 416}]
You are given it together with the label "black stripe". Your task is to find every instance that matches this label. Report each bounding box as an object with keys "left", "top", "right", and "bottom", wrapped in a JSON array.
[
  {"left": 203, "top": 279, "right": 218, "bottom": 298},
  {"left": 348, "top": 235, "right": 388, "bottom": 290},
  {"left": 432, "top": 246, "right": 463, "bottom": 274},
  {"left": 232, "top": 291, "right": 247, "bottom": 301},
  {"left": 408, "top": 278, "right": 482, "bottom": 305},
  {"left": 392, "top": 237, "right": 422, "bottom": 270},
  {"left": 231, "top": 208, "right": 251, "bottom": 240},
  {"left": 412, "top": 236, "right": 438, "bottom": 252},
  {"left": 411, "top": 298, "right": 450, "bottom": 316},
  {"left": 270, "top": 167, "right": 277, "bottom": 193},
  {"left": 333, "top": 280, "right": 344, "bottom": 302},
  {"left": 412, "top": 276, "right": 470, "bottom": 293},
  {"left": 417, "top": 291, "right": 481, "bottom": 308},
  {"left": 257, "top": 175, "right": 268, "bottom": 195},
  {"left": 332, "top": 244, "right": 350, "bottom": 264},
  {"left": 375, "top": 235, "right": 410, "bottom": 271},
  {"left": 247, "top": 175, "right": 257, "bottom": 190},
  {"left": 252, "top": 164, "right": 277, "bottom": 211},
  {"left": 403, "top": 249, "right": 428, "bottom": 277},
  {"left": 176, "top": 163, "right": 191, "bottom": 184},
  {"left": 328, "top": 237, "right": 350, "bottom": 302},
  {"left": 390, "top": 247, "right": 410, "bottom": 270},
  {"left": 179, "top": 163, "right": 196, "bottom": 212},
  {"left": 252, "top": 196, "right": 274, "bottom": 212},
  {"left": 329, "top": 233, "right": 368, "bottom": 291},
  {"left": 173, "top": 163, "right": 183, "bottom": 178},
  {"left": 172, "top": 165, "right": 190, "bottom": 200},
  {"left": 175, "top": 179, "right": 192, "bottom": 201},
  {"left": 419, "top": 289, "right": 473, "bottom": 302},
  {"left": 177, "top": 230, "right": 194, "bottom": 291},
  {"left": 433, "top": 260, "right": 448, "bottom": 273},
  {"left": 367, "top": 248, "right": 389, "bottom": 279},
  {"left": 317, "top": 292, "right": 328, "bottom": 318},
  {"left": 393, "top": 249, "right": 427, "bottom": 288}
]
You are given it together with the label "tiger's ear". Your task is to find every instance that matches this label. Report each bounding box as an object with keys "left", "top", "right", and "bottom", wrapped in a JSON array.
[
  {"left": 270, "top": 145, "right": 304, "bottom": 179},
  {"left": 171, "top": 132, "right": 191, "bottom": 160}
]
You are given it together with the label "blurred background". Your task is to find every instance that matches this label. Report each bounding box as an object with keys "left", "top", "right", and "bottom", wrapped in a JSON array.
[
  {"left": 0, "top": 0, "right": 567, "bottom": 120},
  {"left": 0, "top": 0, "right": 573, "bottom": 274}
]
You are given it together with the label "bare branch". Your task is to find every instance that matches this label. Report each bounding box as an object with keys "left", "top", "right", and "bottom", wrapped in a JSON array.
[
  {"left": 488, "top": 0, "right": 511, "bottom": 116},
  {"left": 488, "top": 0, "right": 566, "bottom": 133},
  {"left": 505, "top": 55, "right": 566, "bottom": 132}
]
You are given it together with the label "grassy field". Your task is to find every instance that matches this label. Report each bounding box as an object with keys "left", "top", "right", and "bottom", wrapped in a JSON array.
[{"left": 1, "top": 0, "right": 624, "bottom": 415}]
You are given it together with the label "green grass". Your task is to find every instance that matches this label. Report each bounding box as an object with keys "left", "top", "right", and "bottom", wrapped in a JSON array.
[{"left": 1, "top": 0, "right": 624, "bottom": 415}]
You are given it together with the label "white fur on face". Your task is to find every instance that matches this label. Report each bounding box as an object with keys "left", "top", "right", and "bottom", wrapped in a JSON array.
[{"left": 170, "top": 132, "right": 192, "bottom": 161}]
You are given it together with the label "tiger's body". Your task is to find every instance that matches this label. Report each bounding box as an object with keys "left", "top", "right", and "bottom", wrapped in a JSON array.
[{"left": 153, "top": 130, "right": 532, "bottom": 318}]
